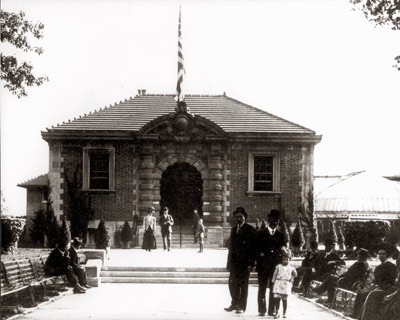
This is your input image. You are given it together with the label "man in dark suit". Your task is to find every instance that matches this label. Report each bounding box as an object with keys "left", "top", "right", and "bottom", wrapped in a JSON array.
[
  {"left": 159, "top": 206, "right": 174, "bottom": 251},
  {"left": 255, "top": 209, "right": 285, "bottom": 316},
  {"left": 69, "top": 237, "right": 92, "bottom": 289},
  {"left": 224, "top": 207, "right": 256, "bottom": 314},
  {"left": 45, "top": 242, "right": 86, "bottom": 294}
]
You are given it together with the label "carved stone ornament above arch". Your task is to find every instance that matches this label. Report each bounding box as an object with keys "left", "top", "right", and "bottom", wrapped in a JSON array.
[{"left": 139, "top": 103, "right": 226, "bottom": 143}]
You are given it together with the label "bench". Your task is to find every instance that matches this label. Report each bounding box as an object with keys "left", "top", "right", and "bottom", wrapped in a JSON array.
[{"left": 1, "top": 255, "right": 67, "bottom": 317}]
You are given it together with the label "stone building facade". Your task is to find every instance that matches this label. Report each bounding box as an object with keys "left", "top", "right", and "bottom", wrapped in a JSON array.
[{"left": 42, "top": 93, "right": 321, "bottom": 247}]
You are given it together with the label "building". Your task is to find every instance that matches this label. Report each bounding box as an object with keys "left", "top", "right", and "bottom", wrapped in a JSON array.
[
  {"left": 314, "top": 171, "right": 400, "bottom": 239},
  {"left": 17, "top": 174, "right": 48, "bottom": 245},
  {"left": 40, "top": 93, "right": 321, "bottom": 247}
]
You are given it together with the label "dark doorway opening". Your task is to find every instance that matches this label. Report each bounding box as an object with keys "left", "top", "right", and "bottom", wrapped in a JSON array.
[{"left": 160, "top": 162, "right": 203, "bottom": 225}]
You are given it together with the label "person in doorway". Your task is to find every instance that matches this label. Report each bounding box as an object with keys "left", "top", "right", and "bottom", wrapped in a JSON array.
[
  {"left": 45, "top": 242, "right": 86, "bottom": 294},
  {"left": 193, "top": 209, "right": 200, "bottom": 244},
  {"left": 142, "top": 206, "right": 157, "bottom": 252},
  {"left": 224, "top": 207, "right": 256, "bottom": 314},
  {"left": 271, "top": 249, "right": 297, "bottom": 318},
  {"left": 159, "top": 206, "right": 174, "bottom": 251},
  {"left": 196, "top": 218, "right": 205, "bottom": 253},
  {"left": 69, "top": 237, "right": 92, "bottom": 289},
  {"left": 255, "top": 209, "right": 285, "bottom": 317}
]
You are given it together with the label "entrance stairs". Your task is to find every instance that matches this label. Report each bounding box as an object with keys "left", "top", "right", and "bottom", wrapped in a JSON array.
[
  {"left": 137, "top": 225, "right": 220, "bottom": 249},
  {"left": 100, "top": 266, "right": 258, "bottom": 284}
]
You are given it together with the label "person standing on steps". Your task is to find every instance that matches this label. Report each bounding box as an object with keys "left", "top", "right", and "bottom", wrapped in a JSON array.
[
  {"left": 256, "top": 209, "right": 286, "bottom": 317},
  {"left": 193, "top": 208, "right": 200, "bottom": 244},
  {"left": 224, "top": 207, "right": 256, "bottom": 314},
  {"left": 196, "top": 218, "right": 205, "bottom": 253},
  {"left": 159, "top": 206, "right": 174, "bottom": 251},
  {"left": 142, "top": 206, "right": 157, "bottom": 252}
]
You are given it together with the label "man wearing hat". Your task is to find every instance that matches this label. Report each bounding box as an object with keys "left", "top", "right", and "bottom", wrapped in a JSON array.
[
  {"left": 159, "top": 207, "right": 174, "bottom": 251},
  {"left": 69, "top": 237, "right": 92, "bottom": 289},
  {"left": 225, "top": 207, "right": 256, "bottom": 314},
  {"left": 315, "top": 248, "right": 370, "bottom": 304},
  {"left": 303, "top": 237, "right": 344, "bottom": 296},
  {"left": 255, "top": 209, "right": 285, "bottom": 316}
]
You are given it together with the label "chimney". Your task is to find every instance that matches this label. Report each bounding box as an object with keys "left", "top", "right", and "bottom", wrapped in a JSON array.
[{"left": 137, "top": 89, "right": 147, "bottom": 96}]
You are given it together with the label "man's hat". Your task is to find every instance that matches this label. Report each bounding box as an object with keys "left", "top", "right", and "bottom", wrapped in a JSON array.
[
  {"left": 147, "top": 206, "right": 155, "bottom": 213},
  {"left": 375, "top": 242, "right": 395, "bottom": 255},
  {"left": 233, "top": 207, "right": 247, "bottom": 218},
  {"left": 268, "top": 209, "right": 280, "bottom": 220},
  {"left": 162, "top": 206, "right": 169, "bottom": 211},
  {"left": 324, "top": 237, "right": 336, "bottom": 246},
  {"left": 72, "top": 237, "right": 83, "bottom": 246},
  {"left": 357, "top": 248, "right": 370, "bottom": 257}
]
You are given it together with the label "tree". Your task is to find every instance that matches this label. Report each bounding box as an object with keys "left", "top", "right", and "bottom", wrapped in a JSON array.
[
  {"left": 351, "top": 0, "right": 400, "bottom": 70},
  {"left": 337, "top": 225, "right": 346, "bottom": 250},
  {"left": 120, "top": 221, "right": 133, "bottom": 248},
  {"left": 328, "top": 221, "right": 338, "bottom": 244},
  {"left": 298, "top": 186, "right": 318, "bottom": 248},
  {"left": 0, "top": 10, "right": 48, "bottom": 98},
  {"left": 279, "top": 219, "right": 290, "bottom": 248}
]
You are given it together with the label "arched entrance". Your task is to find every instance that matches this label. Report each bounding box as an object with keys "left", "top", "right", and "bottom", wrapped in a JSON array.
[{"left": 160, "top": 162, "right": 203, "bottom": 224}]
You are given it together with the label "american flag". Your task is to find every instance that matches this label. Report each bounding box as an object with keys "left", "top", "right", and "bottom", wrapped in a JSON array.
[{"left": 175, "top": 6, "right": 185, "bottom": 102}]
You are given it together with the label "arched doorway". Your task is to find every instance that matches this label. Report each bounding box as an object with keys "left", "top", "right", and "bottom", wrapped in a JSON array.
[{"left": 160, "top": 162, "right": 203, "bottom": 224}]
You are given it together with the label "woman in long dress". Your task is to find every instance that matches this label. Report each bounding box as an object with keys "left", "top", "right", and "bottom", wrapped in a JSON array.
[{"left": 142, "top": 207, "right": 157, "bottom": 251}]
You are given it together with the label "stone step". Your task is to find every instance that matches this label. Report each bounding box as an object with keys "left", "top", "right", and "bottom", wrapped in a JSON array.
[
  {"left": 101, "top": 277, "right": 259, "bottom": 284},
  {"left": 103, "top": 266, "right": 228, "bottom": 272}
]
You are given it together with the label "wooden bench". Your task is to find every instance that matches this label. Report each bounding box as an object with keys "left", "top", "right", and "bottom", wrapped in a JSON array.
[{"left": 1, "top": 255, "right": 67, "bottom": 317}]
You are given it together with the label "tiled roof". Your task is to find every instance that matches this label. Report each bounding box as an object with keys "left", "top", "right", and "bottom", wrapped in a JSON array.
[
  {"left": 315, "top": 171, "right": 400, "bottom": 213},
  {"left": 17, "top": 174, "right": 48, "bottom": 188},
  {"left": 45, "top": 94, "right": 315, "bottom": 134}
]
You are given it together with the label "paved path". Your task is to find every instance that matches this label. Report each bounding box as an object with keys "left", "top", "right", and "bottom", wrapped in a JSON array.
[
  {"left": 10, "top": 249, "right": 344, "bottom": 320},
  {"left": 13, "top": 283, "right": 343, "bottom": 320}
]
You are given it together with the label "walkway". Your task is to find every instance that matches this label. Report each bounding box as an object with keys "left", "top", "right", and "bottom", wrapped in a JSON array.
[{"left": 11, "top": 249, "right": 342, "bottom": 320}]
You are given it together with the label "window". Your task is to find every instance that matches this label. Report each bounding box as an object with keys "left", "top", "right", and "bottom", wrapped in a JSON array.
[
  {"left": 248, "top": 152, "right": 279, "bottom": 193},
  {"left": 83, "top": 148, "right": 115, "bottom": 190},
  {"left": 254, "top": 156, "right": 273, "bottom": 191}
]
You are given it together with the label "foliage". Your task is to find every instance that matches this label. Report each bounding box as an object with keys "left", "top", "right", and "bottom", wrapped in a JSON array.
[
  {"left": 351, "top": 0, "right": 400, "bottom": 70},
  {"left": 65, "top": 165, "right": 95, "bottom": 244},
  {"left": 0, "top": 10, "right": 48, "bottom": 98},
  {"left": 120, "top": 221, "right": 133, "bottom": 243},
  {"left": 58, "top": 216, "right": 71, "bottom": 248},
  {"left": 94, "top": 219, "right": 110, "bottom": 249},
  {"left": 386, "top": 227, "right": 400, "bottom": 245},
  {"left": 278, "top": 219, "right": 290, "bottom": 247},
  {"left": 328, "top": 221, "right": 338, "bottom": 243},
  {"left": 291, "top": 221, "right": 305, "bottom": 248},
  {"left": 1, "top": 217, "right": 26, "bottom": 252},
  {"left": 298, "top": 186, "right": 318, "bottom": 246},
  {"left": 343, "top": 220, "right": 391, "bottom": 253},
  {"left": 337, "top": 225, "right": 346, "bottom": 250}
]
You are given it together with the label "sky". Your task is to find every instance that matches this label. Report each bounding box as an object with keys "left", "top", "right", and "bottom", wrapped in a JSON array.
[{"left": 1, "top": 0, "right": 400, "bottom": 216}]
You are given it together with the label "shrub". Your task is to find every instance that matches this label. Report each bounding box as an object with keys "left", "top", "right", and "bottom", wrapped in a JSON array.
[
  {"left": 343, "top": 221, "right": 390, "bottom": 254},
  {"left": 279, "top": 220, "right": 290, "bottom": 247},
  {"left": 94, "top": 219, "right": 110, "bottom": 249},
  {"left": 1, "top": 217, "right": 26, "bottom": 253},
  {"left": 291, "top": 221, "right": 305, "bottom": 249},
  {"left": 58, "top": 216, "right": 71, "bottom": 248},
  {"left": 120, "top": 221, "right": 132, "bottom": 244}
]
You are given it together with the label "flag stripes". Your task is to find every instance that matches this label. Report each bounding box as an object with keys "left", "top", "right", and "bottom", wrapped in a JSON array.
[{"left": 175, "top": 6, "right": 185, "bottom": 102}]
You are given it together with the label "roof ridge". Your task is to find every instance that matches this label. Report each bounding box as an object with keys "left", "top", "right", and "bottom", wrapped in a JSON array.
[{"left": 222, "top": 95, "right": 316, "bottom": 134}]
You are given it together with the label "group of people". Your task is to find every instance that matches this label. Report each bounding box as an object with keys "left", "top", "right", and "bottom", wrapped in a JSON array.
[
  {"left": 44, "top": 237, "right": 92, "bottom": 294},
  {"left": 225, "top": 207, "right": 295, "bottom": 318},
  {"left": 141, "top": 206, "right": 205, "bottom": 253},
  {"left": 293, "top": 232, "right": 399, "bottom": 320}
]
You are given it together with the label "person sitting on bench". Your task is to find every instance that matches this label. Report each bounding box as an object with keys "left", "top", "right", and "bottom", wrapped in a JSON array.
[
  {"left": 293, "top": 240, "right": 319, "bottom": 293},
  {"left": 69, "top": 237, "right": 92, "bottom": 289},
  {"left": 314, "top": 248, "right": 370, "bottom": 304},
  {"left": 302, "top": 238, "right": 344, "bottom": 294},
  {"left": 45, "top": 242, "right": 86, "bottom": 294}
]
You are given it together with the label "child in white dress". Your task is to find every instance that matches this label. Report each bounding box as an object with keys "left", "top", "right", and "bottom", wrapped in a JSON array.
[{"left": 272, "top": 250, "right": 297, "bottom": 318}]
